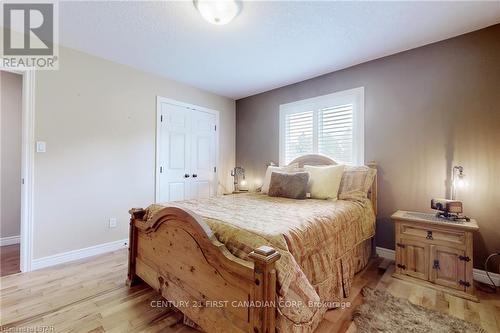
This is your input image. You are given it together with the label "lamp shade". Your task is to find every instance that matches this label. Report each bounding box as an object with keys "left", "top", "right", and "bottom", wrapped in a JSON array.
[{"left": 194, "top": 0, "right": 241, "bottom": 25}]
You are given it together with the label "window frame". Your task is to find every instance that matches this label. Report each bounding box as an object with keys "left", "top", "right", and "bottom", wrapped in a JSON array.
[{"left": 279, "top": 87, "right": 365, "bottom": 166}]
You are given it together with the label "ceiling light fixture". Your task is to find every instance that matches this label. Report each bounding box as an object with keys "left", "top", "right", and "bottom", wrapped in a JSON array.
[{"left": 193, "top": 0, "right": 242, "bottom": 25}]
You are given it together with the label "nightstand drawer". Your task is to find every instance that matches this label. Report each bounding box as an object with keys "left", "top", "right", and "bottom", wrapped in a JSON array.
[{"left": 400, "top": 223, "right": 465, "bottom": 245}]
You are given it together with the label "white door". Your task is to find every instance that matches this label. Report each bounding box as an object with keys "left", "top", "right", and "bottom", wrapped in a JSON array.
[
  {"left": 189, "top": 110, "right": 216, "bottom": 199},
  {"left": 157, "top": 99, "right": 217, "bottom": 203}
]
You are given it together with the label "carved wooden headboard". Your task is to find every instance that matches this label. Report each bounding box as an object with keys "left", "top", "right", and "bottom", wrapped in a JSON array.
[{"left": 288, "top": 154, "right": 378, "bottom": 215}]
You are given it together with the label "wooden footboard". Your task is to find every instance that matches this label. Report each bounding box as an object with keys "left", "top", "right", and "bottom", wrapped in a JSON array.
[{"left": 127, "top": 207, "right": 280, "bottom": 333}]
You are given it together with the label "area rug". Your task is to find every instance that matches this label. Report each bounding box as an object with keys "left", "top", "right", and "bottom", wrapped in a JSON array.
[{"left": 353, "top": 287, "right": 486, "bottom": 333}]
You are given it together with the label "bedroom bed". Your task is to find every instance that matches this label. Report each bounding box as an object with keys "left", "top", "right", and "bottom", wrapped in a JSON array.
[{"left": 127, "top": 154, "right": 377, "bottom": 333}]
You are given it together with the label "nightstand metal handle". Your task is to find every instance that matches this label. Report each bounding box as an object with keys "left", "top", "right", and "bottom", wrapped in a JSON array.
[
  {"left": 426, "top": 230, "right": 433, "bottom": 240},
  {"left": 459, "top": 280, "right": 471, "bottom": 288},
  {"left": 433, "top": 260, "right": 440, "bottom": 270}
]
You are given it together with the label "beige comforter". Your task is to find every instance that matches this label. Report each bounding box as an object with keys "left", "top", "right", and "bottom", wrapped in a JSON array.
[{"left": 146, "top": 193, "right": 375, "bottom": 333}]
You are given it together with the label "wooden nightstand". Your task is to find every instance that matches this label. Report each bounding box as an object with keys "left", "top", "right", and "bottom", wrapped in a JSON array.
[{"left": 391, "top": 210, "right": 479, "bottom": 302}]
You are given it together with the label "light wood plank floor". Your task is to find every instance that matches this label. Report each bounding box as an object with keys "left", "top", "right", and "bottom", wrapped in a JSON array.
[
  {"left": 0, "top": 244, "right": 20, "bottom": 277},
  {"left": 1, "top": 249, "right": 498, "bottom": 332}
]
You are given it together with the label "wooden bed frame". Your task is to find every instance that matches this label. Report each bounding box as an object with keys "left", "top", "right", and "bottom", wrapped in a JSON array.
[{"left": 127, "top": 155, "right": 377, "bottom": 333}]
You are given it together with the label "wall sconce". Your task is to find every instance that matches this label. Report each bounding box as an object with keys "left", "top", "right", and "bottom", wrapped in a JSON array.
[{"left": 451, "top": 165, "right": 467, "bottom": 200}]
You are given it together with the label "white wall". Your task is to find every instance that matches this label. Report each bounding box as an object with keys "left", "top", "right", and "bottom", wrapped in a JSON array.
[
  {"left": 33, "top": 46, "right": 235, "bottom": 259},
  {"left": 0, "top": 71, "right": 23, "bottom": 239}
]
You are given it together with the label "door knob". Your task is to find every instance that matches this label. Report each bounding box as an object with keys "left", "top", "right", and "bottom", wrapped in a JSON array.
[
  {"left": 184, "top": 174, "right": 190, "bottom": 178},
  {"left": 192, "top": 174, "right": 198, "bottom": 178}
]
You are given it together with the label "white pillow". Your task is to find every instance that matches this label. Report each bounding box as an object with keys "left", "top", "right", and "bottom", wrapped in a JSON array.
[
  {"left": 304, "top": 164, "right": 345, "bottom": 200},
  {"left": 261, "top": 165, "right": 298, "bottom": 194}
]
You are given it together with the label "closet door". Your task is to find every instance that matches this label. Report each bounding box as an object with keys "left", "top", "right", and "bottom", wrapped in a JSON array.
[
  {"left": 157, "top": 100, "right": 217, "bottom": 203},
  {"left": 189, "top": 111, "right": 216, "bottom": 199},
  {"left": 157, "top": 102, "right": 191, "bottom": 202}
]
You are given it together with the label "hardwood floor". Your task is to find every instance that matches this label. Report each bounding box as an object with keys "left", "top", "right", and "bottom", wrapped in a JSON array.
[
  {"left": 0, "top": 244, "right": 20, "bottom": 277},
  {"left": 0, "top": 249, "right": 498, "bottom": 332},
  {"left": 316, "top": 259, "right": 500, "bottom": 333}
]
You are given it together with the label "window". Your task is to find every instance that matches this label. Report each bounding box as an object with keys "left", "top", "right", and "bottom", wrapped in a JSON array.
[{"left": 279, "top": 87, "right": 364, "bottom": 165}]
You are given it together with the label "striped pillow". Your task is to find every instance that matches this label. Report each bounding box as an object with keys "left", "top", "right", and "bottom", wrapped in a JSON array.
[{"left": 338, "top": 166, "right": 376, "bottom": 200}]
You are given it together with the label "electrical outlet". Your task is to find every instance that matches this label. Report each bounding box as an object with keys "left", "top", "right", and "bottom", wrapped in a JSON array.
[{"left": 109, "top": 218, "right": 117, "bottom": 228}]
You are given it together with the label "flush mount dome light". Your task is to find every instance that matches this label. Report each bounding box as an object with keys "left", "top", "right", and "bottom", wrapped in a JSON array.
[{"left": 194, "top": 0, "right": 242, "bottom": 25}]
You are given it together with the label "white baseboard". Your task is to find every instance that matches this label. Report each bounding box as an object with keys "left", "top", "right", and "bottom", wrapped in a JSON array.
[
  {"left": 376, "top": 246, "right": 395, "bottom": 260},
  {"left": 31, "top": 238, "right": 128, "bottom": 271},
  {"left": 376, "top": 246, "right": 500, "bottom": 286},
  {"left": 0, "top": 235, "right": 21, "bottom": 246},
  {"left": 472, "top": 268, "right": 500, "bottom": 286}
]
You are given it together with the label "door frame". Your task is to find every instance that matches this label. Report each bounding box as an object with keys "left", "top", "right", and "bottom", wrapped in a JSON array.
[
  {"left": 1, "top": 66, "right": 36, "bottom": 272},
  {"left": 155, "top": 96, "right": 220, "bottom": 203}
]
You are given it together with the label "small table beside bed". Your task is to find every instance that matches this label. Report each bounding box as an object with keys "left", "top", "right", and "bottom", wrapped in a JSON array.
[{"left": 127, "top": 154, "right": 378, "bottom": 333}]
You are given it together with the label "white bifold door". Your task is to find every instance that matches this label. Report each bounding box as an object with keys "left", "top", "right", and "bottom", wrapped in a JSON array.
[{"left": 157, "top": 100, "right": 217, "bottom": 202}]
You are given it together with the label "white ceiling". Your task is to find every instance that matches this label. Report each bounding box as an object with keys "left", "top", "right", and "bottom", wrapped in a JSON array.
[{"left": 59, "top": 1, "right": 500, "bottom": 99}]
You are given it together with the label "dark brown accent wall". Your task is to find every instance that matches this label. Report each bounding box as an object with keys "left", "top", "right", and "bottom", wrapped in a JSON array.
[{"left": 236, "top": 24, "right": 500, "bottom": 271}]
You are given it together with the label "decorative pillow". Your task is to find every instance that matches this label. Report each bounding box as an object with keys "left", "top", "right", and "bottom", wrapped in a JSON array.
[
  {"left": 304, "top": 164, "right": 344, "bottom": 200},
  {"left": 261, "top": 163, "right": 299, "bottom": 194},
  {"left": 268, "top": 172, "right": 309, "bottom": 199},
  {"left": 338, "top": 166, "right": 376, "bottom": 200}
]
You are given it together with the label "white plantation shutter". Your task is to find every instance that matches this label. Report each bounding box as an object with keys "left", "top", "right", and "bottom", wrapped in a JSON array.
[
  {"left": 318, "top": 104, "right": 353, "bottom": 164},
  {"left": 280, "top": 88, "right": 364, "bottom": 165},
  {"left": 284, "top": 110, "right": 314, "bottom": 163}
]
